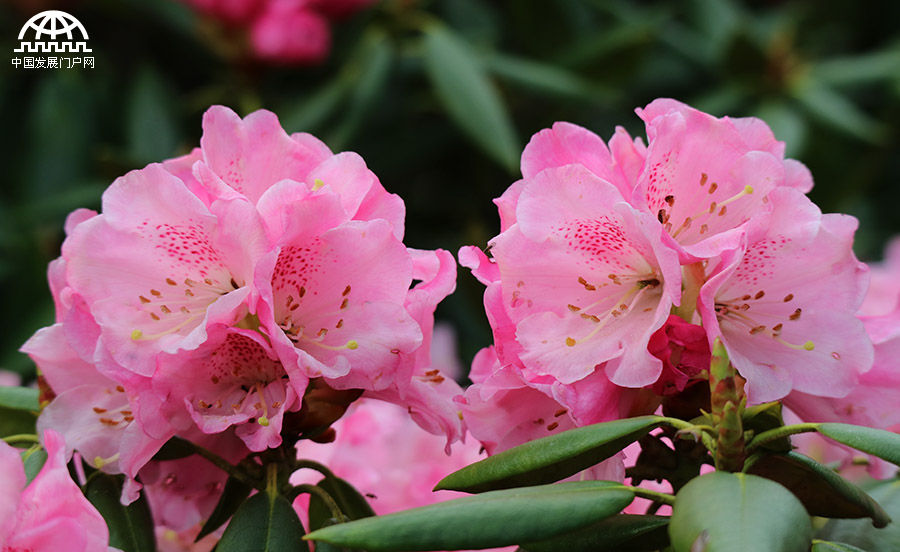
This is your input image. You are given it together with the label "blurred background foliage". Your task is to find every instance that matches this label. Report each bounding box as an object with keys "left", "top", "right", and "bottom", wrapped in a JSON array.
[{"left": 1, "top": 0, "right": 898, "bottom": 380}]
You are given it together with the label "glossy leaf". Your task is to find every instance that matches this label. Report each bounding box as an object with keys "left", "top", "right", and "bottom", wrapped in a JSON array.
[
  {"left": 309, "top": 476, "right": 376, "bottom": 531},
  {"left": 422, "top": 23, "right": 519, "bottom": 172},
  {"left": 216, "top": 490, "right": 309, "bottom": 552},
  {"left": 817, "top": 479, "right": 900, "bottom": 550},
  {"left": 747, "top": 452, "right": 890, "bottom": 526},
  {"left": 85, "top": 473, "right": 156, "bottom": 552},
  {"left": 810, "top": 541, "right": 868, "bottom": 552},
  {"left": 195, "top": 475, "right": 253, "bottom": 541},
  {"left": 306, "top": 481, "right": 635, "bottom": 551},
  {"left": 436, "top": 416, "right": 663, "bottom": 492},
  {"left": 21, "top": 447, "right": 47, "bottom": 485},
  {"left": 0, "top": 386, "right": 39, "bottom": 411},
  {"left": 818, "top": 423, "right": 900, "bottom": 467},
  {"left": 281, "top": 78, "right": 350, "bottom": 134},
  {"left": 520, "top": 514, "right": 669, "bottom": 552},
  {"left": 793, "top": 80, "right": 886, "bottom": 143},
  {"left": 669, "top": 472, "right": 812, "bottom": 552}
]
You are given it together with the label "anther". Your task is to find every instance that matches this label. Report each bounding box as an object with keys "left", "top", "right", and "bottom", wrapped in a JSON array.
[
  {"left": 346, "top": 340, "right": 359, "bottom": 350},
  {"left": 790, "top": 308, "right": 802, "bottom": 321},
  {"left": 565, "top": 337, "right": 576, "bottom": 347},
  {"left": 342, "top": 285, "right": 352, "bottom": 296},
  {"left": 708, "top": 182, "right": 718, "bottom": 194},
  {"left": 754, "top": 291, "right": 765, "bottom": 299},
  {"left": 568, "top": 304, "right": 581, "bottom": 312},
  {"left": 783, "top": 294, "right": 793, "bottom": 302},
  {"left": 700, "top": 173, "right": 708, "bottom": 186},
  {"left": 139, "top": 296, "right": 150, "bottom": 304},
  {"left": 150, "top": 289, "right": 161, "bottom": 297},
  {"left": 166, "top": 278, "right": 177, "bottom": 286},
  {"left": 664, "top": 195, "right": 675, "bottom": 206},
  {"left": 546, "top": 422, "right": 559, "bottom": 431}
]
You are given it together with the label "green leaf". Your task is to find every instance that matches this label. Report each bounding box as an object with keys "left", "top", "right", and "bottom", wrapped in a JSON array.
[
  {"left": 21, "top": 448, "right": 47, "bottom": 484},
  {"left": 747, "top": 452, "right": 890, "bottom": 527},
  {"left": 669, "top": 472, "right": 812, "bottom": 552},
  {"left": 0, "top": 386, "right": 39, "bottom": 411},
  {"left": 792, "top": 80, "right": 886, "bottom": 144},
  {"left": 520, "top": 514, "right": 669, "bottom": 552},
  {"left": 305, "top": 481, "right": 634, "bottom": 551},
  {"left": 422, "top": 23, "right": 519, "bottom": 172},
  {"left": 810, "top": 540, "right": 869, "bottom": 552},
  {"left": 326, "top": 31, "right": 394, "bottom": 150},
  {"left": 195, "top": 476, "right": 253, "bottom": 541},
  {"left": 0, "top": 407, "right": 38, "bottom": 439},
  {"left": 216, "top": 490, "right": 309, "bottom": 552},
  {"left": 309, "top": 476, "right": 376, "bottom": 531},
  {"left": 127, "top": 66, "right": 180, "bottom": 164},
  {"left": 817, "top": 479, "right": 900, "bottom": 550},
  {"left": 85, "top": 473, "right": 157, "bottom": 552},
  {"left": 818, "top": 423, "right": 900, "bottom": 467},
  {"left": 485, "top": 53, "right": 612, "bottom": 101},
  {"left": 436, "top": 416, "right": 663, "bottom": 493},
  {"left": 281, "top": 78, "right": 350, "bottom": 134}
]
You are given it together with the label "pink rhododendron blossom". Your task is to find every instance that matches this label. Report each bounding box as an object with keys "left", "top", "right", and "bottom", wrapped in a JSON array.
[
  {"left": 141, "top": 454, "right": 230, "bottom": 532},
  {"left": 250, "top": 1, "right": 330, "bottom": 65},
  {"left": 698, "top": 189, "right": 872, "bottom": 402},
  {"left": 0, "top": 430, "right": 111, "bottom": 551},
  {"left": 461, "top": 98, "right": 873, "bottom": 457},
  {"left": 24, "top": 104, "right": 462, "bottom": 486},
  {"left": 181, "top": 0, "right": 376, "bottom": 65},
  {"left": 859, "top": 236, "right": 900, "bottom": 317}
]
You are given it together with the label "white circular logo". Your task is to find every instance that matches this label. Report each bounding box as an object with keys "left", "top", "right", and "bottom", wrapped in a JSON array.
[{"left": 18, "top": 10, "right": 89, "bottom": 41}]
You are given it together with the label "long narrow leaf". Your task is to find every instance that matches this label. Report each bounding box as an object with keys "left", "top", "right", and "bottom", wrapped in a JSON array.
[{"left": 306, "top": 481, "right": 635, "bottom": 551}]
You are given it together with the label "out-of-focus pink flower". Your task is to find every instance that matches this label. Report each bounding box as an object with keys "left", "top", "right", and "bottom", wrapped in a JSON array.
[
  {"left": 309, "top": 0, "right": 377, "bottom": 19},
  {"left": 181, "top": 0, "right": 376, "bottom": 65},
  {"left": 0, "top": 370, "right": 21, "bottom": 387},
  {"left": 859, "top": 236, "right": 900, "bottom": 317},
  {"left": 0, "top": 430, "right": 111, "bottom": 551},
  {"left": 141, "top": 454, "right": 229, "bottom": 532},
  {"left": 249, "top": 1, "right": 330, "bottom": 65},
  {"left": 292, "top": 399, "right": 515, "bottom": 552}
]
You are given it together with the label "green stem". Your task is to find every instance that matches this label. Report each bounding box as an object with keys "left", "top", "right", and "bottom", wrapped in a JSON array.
[
  {"left": 745, "top": 423, "right": 820, "bottom": 454},
  {"left": 2, "top": 433, "right": 39, "bottom": 445},
  {"left": 622, "top": 485, "right": 677, "bottom": 506},
  {"left": 294, "top": 458, "right": 338, "bottom": 480},
  {"left": 294, "top": 484, "right": 346, "bottom": 522},
  {"left": 673, "top": 262, "right": 705, "bottom": 322},
  {"left": 657, "top": 417, "right": 718, "bottom": 453}
]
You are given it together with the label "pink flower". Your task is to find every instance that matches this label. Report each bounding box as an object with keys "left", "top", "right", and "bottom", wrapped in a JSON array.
[
  {"left": 647, "top": 315, "right": 710, "bottom": 396},
  {"left": 698, "top": 189, "right": 872, "bottom": 402},
  {"left": 181, "top": 0, "right": 377, "bottom": 65},
  {"left": 24, "top": 104, "right": 462, "bottom": 471},
  {"left": 249, "top": 1, "right": 331, "bottom": 65},
  {"left": 292, "top": 399, "right": 515, "bottom": 552},
  {"left": 859, "top": 236, "right": 900, "bottom": 317},
  {"left": 0, "top": 430, "right": 111, "bottom": 551}
]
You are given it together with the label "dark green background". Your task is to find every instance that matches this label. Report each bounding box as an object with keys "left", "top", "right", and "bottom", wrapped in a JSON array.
[{"left": 2, "top": 0, "right": 898, "bottom": 379}]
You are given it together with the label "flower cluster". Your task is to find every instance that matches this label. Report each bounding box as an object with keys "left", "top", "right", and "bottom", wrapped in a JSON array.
[
  {"left": 21, "top": 105, "right": 461, "bottom": 501},
  {"left": 182, "top": 0, "right": 377, "bottom": 65},
  {"left": 460, "top": 98, "right": 873, "bottom": 454}
]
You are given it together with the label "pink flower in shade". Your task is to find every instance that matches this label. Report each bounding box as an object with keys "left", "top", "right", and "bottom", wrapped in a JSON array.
[
  {"left": 249, "top": 1, "right": 331, "bottom": 65},
  {"left": 647, "top": 315, "right": 710, "bottom": 397},
  {"left": 697, "top": 188, "right": 873, "bottom": 403},
  {"left": 0, "top": 430, "right": 112, "bottom": 552},
  {"left": 141, "top": 454, "right": 230, "bottom": 532},
  {"left": 309, "top": 0, "right": 377, "bottom": 20},
  {"left": 183, "top": 0, "right": 264, "bottom": 25}
]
